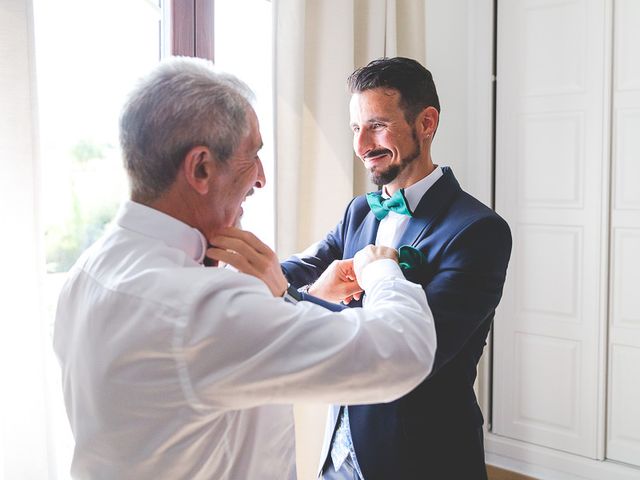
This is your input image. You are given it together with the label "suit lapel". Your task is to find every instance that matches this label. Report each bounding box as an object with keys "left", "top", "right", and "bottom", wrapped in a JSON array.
[
  {"left": 396, "top": 166, "right": 461, "bottom": 247},
  {"left": 361, "top": 211, "right": 380, "bottom": 246},
  {"left": 395, "top": 215, "right": 430, "bottom": 248},
  {"left": 344, "top": 203, "right": 380, "bottom": 259}
]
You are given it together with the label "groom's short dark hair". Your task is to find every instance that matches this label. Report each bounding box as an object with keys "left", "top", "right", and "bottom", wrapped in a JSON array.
[{"left": 347, "top": 57, "right": 440, "bottom": 123}]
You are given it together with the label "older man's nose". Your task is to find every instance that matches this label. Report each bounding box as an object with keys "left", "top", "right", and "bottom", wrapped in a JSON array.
[{"left": 254, "top": 156, "right": 266, "bottom": 188}]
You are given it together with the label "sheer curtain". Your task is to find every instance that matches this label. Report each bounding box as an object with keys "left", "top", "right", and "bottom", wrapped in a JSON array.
[
  {"left": 273, "top": 1, "right": 428, "bottom": 478},
  {"left": 0, "top": 0, "right": 51, "bottom": 478}
]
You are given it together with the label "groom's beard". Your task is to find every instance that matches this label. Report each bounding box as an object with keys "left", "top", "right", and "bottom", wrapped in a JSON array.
[{"left": 369, "top": 128, "right": 421, "bottom": 186}]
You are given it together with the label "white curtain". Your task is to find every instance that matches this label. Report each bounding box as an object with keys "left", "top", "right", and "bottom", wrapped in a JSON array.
[
  {"left": 273, "top": 1, "right": 428, "bottom": 478},
  {"left": 0, "top": 0, "right": 52, "bottom": 478}
]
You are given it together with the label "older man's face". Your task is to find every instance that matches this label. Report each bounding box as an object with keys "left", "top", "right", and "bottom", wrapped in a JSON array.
[{"left": 208, "top": 108, "right": 265, "bottom": 235}]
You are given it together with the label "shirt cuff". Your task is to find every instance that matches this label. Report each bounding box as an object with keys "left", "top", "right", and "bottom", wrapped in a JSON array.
[{"left": 359, "top": 258, "right": 404, "bottom": 292}]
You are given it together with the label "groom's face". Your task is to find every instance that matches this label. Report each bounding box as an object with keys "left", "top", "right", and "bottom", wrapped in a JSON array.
[{"left": 350, "top": 87, "right": 422, "bottom": 188}]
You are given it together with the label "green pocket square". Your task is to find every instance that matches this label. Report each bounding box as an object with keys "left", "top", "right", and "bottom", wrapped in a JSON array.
[{"left": 398, "top": 245, "right": 429, "bottom": 271}]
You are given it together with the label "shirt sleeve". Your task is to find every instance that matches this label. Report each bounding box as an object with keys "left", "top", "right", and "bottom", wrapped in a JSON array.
[{"left": 177, "top": 263, "right": 437, "bottom": 411}]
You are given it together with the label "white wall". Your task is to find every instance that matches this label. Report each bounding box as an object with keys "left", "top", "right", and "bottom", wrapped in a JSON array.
[
  {"left": 425, "top": 0, "right": 495, "bottom": 421},
  {"left": 426, "top": 0, "right": 494, "bottom": 207}
]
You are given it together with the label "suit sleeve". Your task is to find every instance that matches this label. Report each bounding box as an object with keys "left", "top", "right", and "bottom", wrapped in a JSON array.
[
  {"left": 281, "top": 198, "right": 356, "bottom": 287},
  {"left": 424, "top": 214, "right": 512, "bottom": 375}
]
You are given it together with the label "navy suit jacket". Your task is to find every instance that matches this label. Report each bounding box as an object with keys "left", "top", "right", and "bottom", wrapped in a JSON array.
[{"left": 281, "top": 167, "right": 512, "bottom": 479}]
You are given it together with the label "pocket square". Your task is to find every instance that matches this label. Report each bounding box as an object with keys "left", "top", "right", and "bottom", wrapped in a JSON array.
[{"left": 398, "top": 245, "right": 429, "bottom": 272}]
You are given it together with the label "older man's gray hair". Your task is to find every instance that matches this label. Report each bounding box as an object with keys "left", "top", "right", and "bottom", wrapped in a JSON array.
[{"left": 119, "top": 56, "right": 255, "bottom": 203}]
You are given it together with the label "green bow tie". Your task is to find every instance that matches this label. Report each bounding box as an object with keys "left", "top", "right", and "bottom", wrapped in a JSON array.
[
  {"left": 398, "top": 245, "right": 428, "bottom": 272},
  {"left": 366, "top": 189, "right": 413, "bottom": 220}
]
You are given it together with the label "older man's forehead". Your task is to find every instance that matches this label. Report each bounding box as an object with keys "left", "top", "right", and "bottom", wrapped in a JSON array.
[{"left": 247, "top": 110, "right": 262, "bottom": 150}]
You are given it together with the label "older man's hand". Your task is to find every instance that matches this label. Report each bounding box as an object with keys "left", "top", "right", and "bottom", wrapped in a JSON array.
[
  {"left": 307, "top": 245, "right": 398, "bottom": 304},
  {"left": 207, "top": 227, "right": 288, "bottom": 297},
  {"left": 353, "top": 244, "right": 399, "bottom": 285}
]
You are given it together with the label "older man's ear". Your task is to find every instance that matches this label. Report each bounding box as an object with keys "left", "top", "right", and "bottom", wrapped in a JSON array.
[{"left": 183, "top": 146, "right": 215, "bottom": 195}]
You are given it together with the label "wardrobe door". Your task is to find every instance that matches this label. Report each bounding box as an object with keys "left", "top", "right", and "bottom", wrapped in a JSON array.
[
  {"left": 606, "top": 0, "right": 640, "bottom": 467},
  {"left": 493, "top": 0, "right": 610, "bottom": 457}
]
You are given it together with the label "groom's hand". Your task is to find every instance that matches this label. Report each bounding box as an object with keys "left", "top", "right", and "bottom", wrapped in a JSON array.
[
  {"left": 207, "top": 227, "right": 288, "bottom": 297},
  {"left": 308, "top": 259, "right": 363, "bottom": 304}
]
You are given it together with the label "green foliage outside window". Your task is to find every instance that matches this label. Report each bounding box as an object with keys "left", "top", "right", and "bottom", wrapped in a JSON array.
[{"left": 45, "top": 139, "right": 123, "bottom": 273}]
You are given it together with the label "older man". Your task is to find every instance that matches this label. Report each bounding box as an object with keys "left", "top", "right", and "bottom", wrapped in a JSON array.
[{"left": 53, "top": 57, "right": 437, "bottom": 480}]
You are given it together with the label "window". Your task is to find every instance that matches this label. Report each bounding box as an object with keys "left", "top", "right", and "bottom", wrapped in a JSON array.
[
  {"left": 214, "top": 0, "right": 274, "bottom": 247},
  {"left": 33, "top": 1, "right": 164, "bottom": 476}
]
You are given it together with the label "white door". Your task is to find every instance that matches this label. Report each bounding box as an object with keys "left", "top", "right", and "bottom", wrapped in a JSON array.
[
  {"left": 606, "top": 0, "right": 640, "bottom": 467},
  {"left": 493, "top": 0, "right": 610, "bottom": 458}
]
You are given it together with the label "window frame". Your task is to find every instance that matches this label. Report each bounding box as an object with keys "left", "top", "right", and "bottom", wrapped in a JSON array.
[{"left": 170, "top": 0, "right": 214, "bottom": 60}]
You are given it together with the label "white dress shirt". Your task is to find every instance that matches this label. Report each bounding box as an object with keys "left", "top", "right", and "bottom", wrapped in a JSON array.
[{"left": 54, "top": 201, "right": 436, "bottom": 480}]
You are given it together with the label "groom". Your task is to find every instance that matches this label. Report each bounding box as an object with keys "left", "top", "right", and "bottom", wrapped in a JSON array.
[{"left": 282, "top": 57, "right": 512, "bottom": 479}]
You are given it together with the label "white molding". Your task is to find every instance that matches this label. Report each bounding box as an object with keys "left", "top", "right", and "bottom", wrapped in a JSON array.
[
  {"left": 485, "top": 433, "right": 640, "bottom": 480},
  {"left": 466, "top": 0, "right": 495, "bottom": 425},
  {"left": 465, "top": 0, "right": 494, "bottom": 208},
  {"left": 598, "top": 0, "right": 614, "bottom": 461}
]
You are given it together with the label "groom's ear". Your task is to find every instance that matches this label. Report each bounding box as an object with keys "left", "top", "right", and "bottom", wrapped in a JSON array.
[
  {"left": 182, "top": 146, "right": 217, "bottom": 195},
  {"left": 417, "top": 106, "right": 439, "bottom": 140}
]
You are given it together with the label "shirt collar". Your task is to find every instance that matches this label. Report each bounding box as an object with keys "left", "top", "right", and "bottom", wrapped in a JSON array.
[
  {"left": 115, "top": 200, "right": 208, "bottom": 264},
  {"left": 382, "top": 165, "right": 444, "bottom": 211}
]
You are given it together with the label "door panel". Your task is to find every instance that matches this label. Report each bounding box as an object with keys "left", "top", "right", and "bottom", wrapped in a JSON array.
[{"left": 493, "top": 0, "right": 609, "bottom": 458}]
